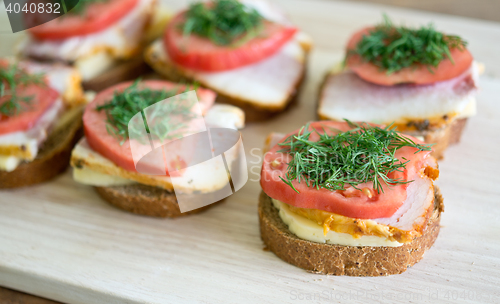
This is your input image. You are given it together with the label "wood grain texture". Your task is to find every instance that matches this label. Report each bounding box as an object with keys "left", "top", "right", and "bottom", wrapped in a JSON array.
[
  {"left": 0, "top": 287, "right": 60, "bottom": 304},
  {"left": 1, "top": 0, "right": 500, "bottom": 303},
  {"left": 347, "top": 0, "right": 500, "bottom": 23}
]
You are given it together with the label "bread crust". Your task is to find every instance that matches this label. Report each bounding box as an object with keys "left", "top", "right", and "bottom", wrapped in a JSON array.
[
  {"left": 317, "top": 72, "right": 469, "bottom": 160},
  {"left": 258, "top": 189, "right": 443, "bottom": 276},
  {"left": 95, "top": 184, "right": 223, "bottom": 218},
  {"left": 0, "top": 113, "right": 83, "bottom": 189}
]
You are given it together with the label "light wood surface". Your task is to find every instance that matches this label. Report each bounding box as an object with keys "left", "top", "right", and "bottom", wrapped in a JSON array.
[
  {"left": 1, "top": 0, "right": 500, "bottom": 303},
  {"left": 348, "top": 0, "right": 500, "bottom": 22}
]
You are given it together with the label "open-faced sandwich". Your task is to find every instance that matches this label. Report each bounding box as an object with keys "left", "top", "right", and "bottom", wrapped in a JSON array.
[
  {"left": 71, "top": 80, "right": 245, "bottom": 217},
  {"left": 145, "top": 0, "right": 312, "bottom": 121},
  {"left": 0, "top": 59, "right": 87, "bottom": 188},
  {"left": 259, "top": 121, "right": 443, "bottom": 276},
  {"left": 18, "top": 0, "right": 170, "bottom": 92},
  {"left": 318, "top": 17, "right": 479, "bottom": 159}
]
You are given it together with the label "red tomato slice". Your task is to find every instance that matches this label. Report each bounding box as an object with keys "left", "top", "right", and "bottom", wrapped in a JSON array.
[
  {"left": 346, "top": 27, "right": 474, "bottom": 86},
  {"left": 163, "top": 12, "right": 298, "bottom": 72},
  {"left": 260, "top": 121, "right": 431, "bottom": 219},
  {"left": 27, "top": 0, "right": 138, "bottom": 40},
  {"left": 83, "top": 80, "right": 216, "bottom": 174},
  {"left": 0, "top": 84, "right": 59, "bottom": 135}
]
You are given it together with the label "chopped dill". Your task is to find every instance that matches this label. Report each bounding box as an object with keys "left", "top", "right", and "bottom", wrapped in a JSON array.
[
  {"left": 0, "top": 63, "right": 46, "bottom": 117},
  {"left": 347, "top": 15, "right": 467, "bottom": 74},
  {"left": 181, "top": 0, "right": 263, "bottom": 46},
  {"left": 278, "top": 120, "right": 433, "bottom": 194},
  {"left": 96, "top": 80, "right": 196, "bottom": 144}
]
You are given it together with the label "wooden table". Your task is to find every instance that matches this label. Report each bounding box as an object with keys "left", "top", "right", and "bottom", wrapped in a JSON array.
[
  {"left": 1, "top": 0, "right": 500, "bottom": 303},
  {"left": 352, "top": 0, "right": 500, "bottom": 23}
]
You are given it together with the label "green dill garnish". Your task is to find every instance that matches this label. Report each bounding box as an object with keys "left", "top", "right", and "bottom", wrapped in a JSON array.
[
  {"left": 96, "top": 80, "right": 196, "bottom": 144},
  {"left": 0, "top": 63, "right": 45, "bottom": 117},
  {"left": 181, "top": 0, "right": 263, "bottom": 46},
  {"left": 278, "top": 121, "right": 433, "bottom": 194},
  {"left": 347, "top": 15, "right": 467, "bottom": 74}
]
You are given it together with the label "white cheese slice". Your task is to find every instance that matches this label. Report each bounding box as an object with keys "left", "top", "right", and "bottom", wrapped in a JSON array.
[
  {"left": 204, "top": 104, "right": 245, "bottom": 130},
  {"left": 72, "top": 137, "right": 232, "bottom": 192},
  {"left": 319, "top": 62, "right": 479, "bottom": 125},
  {"left": 71, "top": 104, "right": 245, "bottom": 190},
  {"left": 272, "top": 198, "right": 402, "bottom": 247},
  {"left": 74, "top": 52, "right": 118, "bottom": 81},
  {"left": 0, "top": 155, "right": 22, "bottom": 172},
  {"left": 19, "top": 0, "right": 154, "bottom": 62},
  {"left": 73, "top": 166, "right": 135, "bottom": 187}
]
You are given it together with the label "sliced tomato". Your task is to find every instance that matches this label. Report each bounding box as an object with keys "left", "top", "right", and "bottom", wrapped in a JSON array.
[
  {"left": 27, "top": 0, "right": 138, "bottom": 40},
  {"left": 164, "top": 12, "right": 298, "bottom": 72},
  {"left": 260, "top": 121, "right": 431, "bottom": 219},
  {"left": 0, "top": 84, "right": 59, "bottom": 135},
  {"left": 346, "top": 27, "right": 474, "bottom": 86},
  {"left": 83, "top": 80, "right": 216, "bottom": 173}
]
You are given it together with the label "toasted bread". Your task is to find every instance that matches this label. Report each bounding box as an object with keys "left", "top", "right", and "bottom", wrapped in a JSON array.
[
  {"left": 94, "top": 184, "right": 223, "bottom": 218},
  {"left": 0, "top": 111, "right": 83, "bottom": 189},
  {"left": 258, "top": 188, "right": 444, "bottom": 276}
]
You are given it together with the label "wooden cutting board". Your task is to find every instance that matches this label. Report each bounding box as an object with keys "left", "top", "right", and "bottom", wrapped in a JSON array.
[{"left": 1, "top": 1, "right": 500, "bottom": 303}]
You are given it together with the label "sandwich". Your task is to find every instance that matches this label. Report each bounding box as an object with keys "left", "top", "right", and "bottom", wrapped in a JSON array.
[
  {"left": 0, "top": 59, "right": 87, "bottom": 188},
  {"left": 70, "top": 80, "right": 245, "bottom": 217},
  {"left": 259, "top": 121, "right": 443, "bottom": 276},
  {"left": 145, "top": 0, "right": 312, "bottom": 121},
  {"left": 18, "top": 0, "right": 170, "bottom": 92},
  {"left": 318, "top": 17, "right": 479, "bottom": 159}
]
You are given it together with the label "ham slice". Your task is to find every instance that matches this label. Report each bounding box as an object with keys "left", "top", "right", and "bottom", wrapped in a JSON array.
[
  {"left": 319, "top": 62, "right": 479, "bottom": 125},
  {"left": 147, "top": 35, "right": 307, "bottom": 109},
  {"left": 19, "top": 0, "right": 154, "bottom": 62}
]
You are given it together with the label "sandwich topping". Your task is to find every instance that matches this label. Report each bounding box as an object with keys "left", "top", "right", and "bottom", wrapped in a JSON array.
[
  {"left": 28, "top": 0, "right": 139, "bottom": 40},
  {"left": 0, "top": 61, "right": 81, "bottom": 171},
  {"left": 0, "top": 62, "right": 57, "bottom": 135},
  {"left": 73, "top": 80, "right": 245, "bottom": 192},
  {"left": 164, "top": 0, "right": 298, "bottom": 71},
  {"left": 261, "top": 121, "right": 439, "bottom": 245},
  {"left": 345, "top": 16, "right": 473, "bottom": 85},
  {"left": 318, "top": 61, "right": 478, "bottom": 131},
  {"left": 21, "top": 0, "right": 154, "bottom": 71},
  {"left": 83, "top": 80, "right": 215, "bottom": 173}
]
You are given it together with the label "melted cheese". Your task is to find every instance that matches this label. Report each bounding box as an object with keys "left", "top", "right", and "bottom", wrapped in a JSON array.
[{"left": 272, "top": 199, "right": 402, "bottom": 247}]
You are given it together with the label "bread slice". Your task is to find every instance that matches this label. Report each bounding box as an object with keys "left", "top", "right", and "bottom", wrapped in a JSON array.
[
  {"left": 258, "top": 188, "right": 444, "bottom": 276},
  {"left": 408, "top": 118, "right": 468, "bottom": 159},
  {"left": 94, "top": 184, "right": 223, "bottom": 218},
  {"left": 144, "top": 39, "right": 310, "bottom": 122},
  {"left": 0, "top": 111, "right": 83, "bottom": 189}
]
